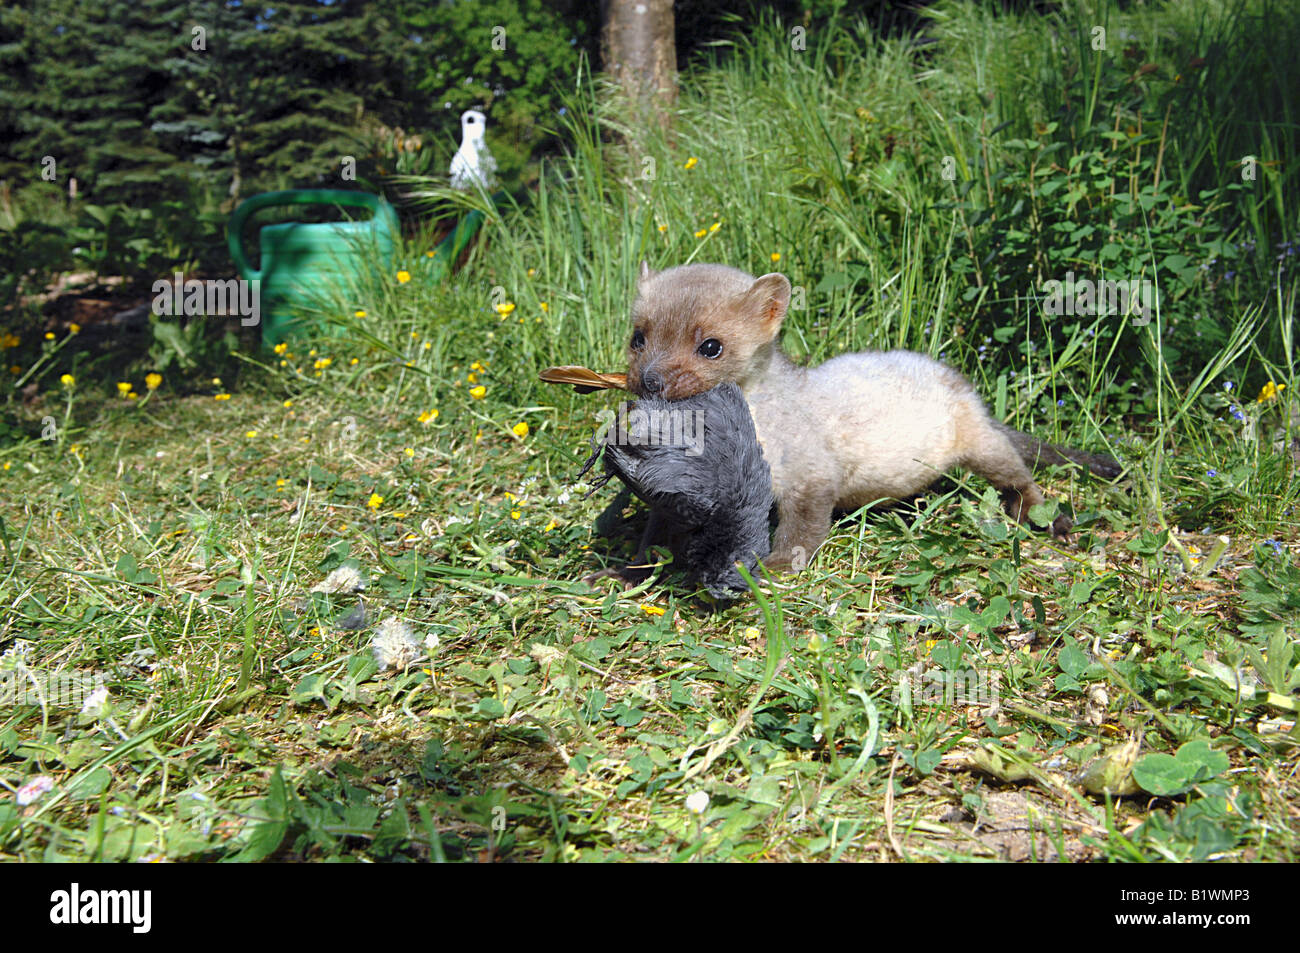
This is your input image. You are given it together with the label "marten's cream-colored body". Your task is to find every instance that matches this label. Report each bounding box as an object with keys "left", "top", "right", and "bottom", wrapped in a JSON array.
[{"left": 625, "top": 263, "right": 1118, "bottom": 569}]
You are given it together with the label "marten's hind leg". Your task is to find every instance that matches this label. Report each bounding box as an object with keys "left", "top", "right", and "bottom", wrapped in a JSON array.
[{"left": 959, "top": 415, "right": 1072, "bottom": 539}]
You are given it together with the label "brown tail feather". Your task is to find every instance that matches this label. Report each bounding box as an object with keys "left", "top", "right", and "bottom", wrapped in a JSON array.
[
  {"left": 539, "top": 365, "right": 630, "bottom": 394},
  {"left": 997, "top": 424, "right": 1122, "bottom": 479}
]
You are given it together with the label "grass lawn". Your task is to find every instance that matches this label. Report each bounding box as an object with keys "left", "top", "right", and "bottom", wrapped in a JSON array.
[{"left": 1, "top": 0, "right": 1297, "bottom": 861}]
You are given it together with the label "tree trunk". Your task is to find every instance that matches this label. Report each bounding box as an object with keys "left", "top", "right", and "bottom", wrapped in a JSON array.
[{"left": 600, "top": 0, "right": 677, "bottom": 131}]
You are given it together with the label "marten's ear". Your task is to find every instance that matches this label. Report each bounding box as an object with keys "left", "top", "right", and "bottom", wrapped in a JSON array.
[
  {"left": 739, "top": 273, "right": 791, "bottom": 334},
  {"left": 638, "top": 260, "right": 654, "bottom": 285}
]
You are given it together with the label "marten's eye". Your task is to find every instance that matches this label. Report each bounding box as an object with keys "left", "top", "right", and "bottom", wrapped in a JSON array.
[
  {"left": 697, "top": 338, "right": 723, "bottom": 359},
  {"left": 630, "top": 329, "right": 645, "bottom": 350}
]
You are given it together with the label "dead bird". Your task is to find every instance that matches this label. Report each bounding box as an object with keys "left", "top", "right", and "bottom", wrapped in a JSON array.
[{"left": 581, "top": 381, "right": 772, "bottom": 599}]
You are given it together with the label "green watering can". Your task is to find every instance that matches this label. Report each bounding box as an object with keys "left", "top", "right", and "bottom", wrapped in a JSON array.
[{"left": 227, "top": 189, "right": 399, "bottom": 348}]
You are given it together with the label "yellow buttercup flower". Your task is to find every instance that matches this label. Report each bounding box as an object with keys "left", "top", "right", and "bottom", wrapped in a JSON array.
[
  {"left": 117, "top": 382, "right": 132, "bottom": 396},
  {"left": 145, "top": 373, "right": 162, "bottom": 390},
  {"left": 283, "top": 400, "right": 293, "bottom": 409},
  {"left": 45, "top": 332, "right": 55, "bottom": 340},
  {"left": 276, "top": 479, "right": 286, "bottom": 489},
  {"left": 469, "top": 385, "right": 486, "bottom": 399},
  {"left": 770, "top": 252, "right": 781, "bottom": 263},
  {"left": 354, "top": 310, "right": 366, "bottom": 318},
  {"left": 709, "top": 221, "right": 721, "bottom": 233},
  {"left": 367, "top": 493, "right": 384, "bottom": 511},
  {"left": 396, "top": 270, "right": 411, "bottom": 284},
  {"left": 467, "top": 373, "right": 477, "bottom": 384},
  {"left": 512, "top": 421, "right": 529, "bottom": 438},
  {"left": 470, "top": 362, "right": 485, "bottom": 373},
  {"left": 694, "top": 229, "right": 707, "bottom": 238},
  {"left": 313, "top": 357, "right": 332, "bottom": 370},
  {"left": 658, "top": 224, "right": 668, "bottom": 233},
  {"left": 539, "top": 302, "right": 548, "bottom": 312},
  {"left": 684, "top": 157, "right": 698, "bottom": 170},
  {"left": 274, "top": 342, "right": 288, "bottom": 355},
  {"left": 1257, "top": 381, "right": 1286, "bottom": 403},
  {"left": 544, "top": 519, "right": 557, "bottom": 533},
  {"left": 418, "top": 409, "right": 439, "bottom": 424},
  {"left": 495, "top": 301, "right": 516, "bottom": 317},
  {"left": 214, "top": 393, "right": 231, "bottom": 400},
  {"left": 404, "top": 447, "right": 415, "bottom": 458},
  {"left": 69, "top": 323, "right": 81, "bottom": 334},
  {"left": 60, "top": 374, "right": 75, "bottom": 388},
  {"left": 245, "top": 430, "right": 258, "bottom": 439},
  {"left": 641, "top": 604, "right": 666, "bottom": 616},
  {"left": 510, "top": 510, "right": 521, "bottom": 520}
]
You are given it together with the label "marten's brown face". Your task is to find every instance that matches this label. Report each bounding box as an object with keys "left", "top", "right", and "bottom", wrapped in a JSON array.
[{"left": 626, "top": 264, "right": 790, "bottom": 400}]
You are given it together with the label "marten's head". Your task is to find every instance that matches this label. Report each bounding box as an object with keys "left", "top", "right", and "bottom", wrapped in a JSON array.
[{"left": 626, "top": 263, "right": 791, "bottom": 400}]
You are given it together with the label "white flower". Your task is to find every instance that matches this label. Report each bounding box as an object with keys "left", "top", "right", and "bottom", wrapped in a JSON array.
[
  {"left": 80, "top": 685, "right": 110, "bottom": 718},
  {"left": 424, "top": 632, "right": 441, "bottom": 653},
  {"left": 312, "top": 566, "right": 365, "bottom": 594},
  {"left": 371, "top": 618, "right": 422, "bottom": 670},
  {"left": 17, "top": 775, "right": 54, "bottom": 806},
  {"left": 685, "top": 791, "right": 710, "bottom": 815}
]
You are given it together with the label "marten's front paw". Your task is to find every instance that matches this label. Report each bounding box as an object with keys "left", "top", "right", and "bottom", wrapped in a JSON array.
[
  {"left": 762, "top": 548, "right": 809, "bottom": 574},
  {"left": 761, "top": 555, "right": 792, "bottom": 573}
]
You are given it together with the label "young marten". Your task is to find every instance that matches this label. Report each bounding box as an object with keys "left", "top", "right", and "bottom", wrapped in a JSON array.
[{"left": 625, "top": 263, "right": 1120, "bottom": 571}]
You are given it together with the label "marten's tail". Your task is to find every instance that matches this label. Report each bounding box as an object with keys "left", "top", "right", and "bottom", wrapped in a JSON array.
[{"left": 997, "top": 424, "right": 1122, "bottom": 479}]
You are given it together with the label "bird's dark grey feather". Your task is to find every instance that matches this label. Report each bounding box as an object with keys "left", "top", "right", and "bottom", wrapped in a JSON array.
[{"left": 590, "top": 381, "right": 772, "bottom": 599}]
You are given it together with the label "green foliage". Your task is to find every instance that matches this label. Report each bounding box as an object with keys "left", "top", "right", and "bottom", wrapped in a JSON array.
[
  {"left": 1236, "top": 556, "right": 1300, "bottom": 640},
  {"left": 392, "top": 0, "right": 596, "bottom": 190},
  {"left": 1132, "top": 739, "right": 1229, "bottom": 796},
  {"left": 0, "top": 183, "right": 75, "bottom": 303}
]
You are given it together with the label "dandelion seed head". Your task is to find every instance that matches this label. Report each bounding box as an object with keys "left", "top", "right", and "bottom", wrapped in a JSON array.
[
  {"left": 312, "top": 565, "right": 365, "bottom": 594},
  {"left": 372, "top": 618, "right": 422, "bottom": 670}
]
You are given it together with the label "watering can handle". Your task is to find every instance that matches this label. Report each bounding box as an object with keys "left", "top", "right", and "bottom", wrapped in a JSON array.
[{"left": 227, "top": 189, "right": 398, "bottom": 281}]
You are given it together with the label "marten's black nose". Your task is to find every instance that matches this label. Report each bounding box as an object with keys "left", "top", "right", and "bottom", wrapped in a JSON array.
[{"left": 640, "top": 370, "right": 663, "bottom": 395}]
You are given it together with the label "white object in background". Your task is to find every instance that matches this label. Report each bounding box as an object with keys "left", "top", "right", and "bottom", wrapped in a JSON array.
[{"left": 450, "top": 109, "right": 497, "bottom": 190}]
